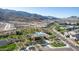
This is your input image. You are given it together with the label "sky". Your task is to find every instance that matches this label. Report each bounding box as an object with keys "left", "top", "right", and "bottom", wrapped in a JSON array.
[{"left": 1, "top": 7, "right": 79, "bottom": 18}]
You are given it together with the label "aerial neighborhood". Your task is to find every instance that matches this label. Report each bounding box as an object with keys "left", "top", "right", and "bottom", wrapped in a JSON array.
[{"left": 0, "top": 8, "right": 79, "bottom": 51}]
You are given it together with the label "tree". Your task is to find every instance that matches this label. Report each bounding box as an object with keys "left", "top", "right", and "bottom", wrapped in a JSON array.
[{"left": 16, "top": 31, "right": 23, "bottom": 35}]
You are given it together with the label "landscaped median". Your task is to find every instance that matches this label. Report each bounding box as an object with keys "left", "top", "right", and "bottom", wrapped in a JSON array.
[
  {"left": 50, "top": 41, "right": 66, "bottom": 47},
  {"left": 46, "top": 29, "right": 66, "bottom": 48},
  {"left": 49, "top": 38, "right": 66, "bottom": 48}
]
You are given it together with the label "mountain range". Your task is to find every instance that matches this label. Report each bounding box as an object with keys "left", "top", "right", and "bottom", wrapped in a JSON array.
[
  {"left": 0, "top": 8, "right": 59, "bottom": 22},
  {"left": 0, "top": 8, "right": 78, "bottom": 22}
]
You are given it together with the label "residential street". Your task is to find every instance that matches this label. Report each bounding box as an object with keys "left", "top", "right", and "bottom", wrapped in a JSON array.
[{"left": 53, "top": 28, "right": 79, "bottom": 51}]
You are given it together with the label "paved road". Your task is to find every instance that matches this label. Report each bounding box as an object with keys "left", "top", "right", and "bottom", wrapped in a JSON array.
[
  {"left": 53, "top": 29, "right": 79, "bottom": 51},
  {"left": 33, "top": 44, "right": 73, "bottom": 51},
  {"left": 40, "top": 47, "right": 73, "bottom": 51}
]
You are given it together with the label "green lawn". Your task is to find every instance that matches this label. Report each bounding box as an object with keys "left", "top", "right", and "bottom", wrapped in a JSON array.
[
  {"left": 49, "top": 31, "right": 66, "bottom": 47},
  {"left": 51, "top": 41, "right": 66, "bottom": 47},
  {"left": 47, "top": 22, "right": 67, "bottom": 34},
  {"left": 0, "top": 44, "right": 17, "bottom": 51}
]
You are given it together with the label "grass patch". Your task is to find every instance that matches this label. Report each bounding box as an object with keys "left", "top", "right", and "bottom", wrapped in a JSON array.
[
  {"left": 51, "top": 42, "right": 66, "bottom": 47},
  {"left": 0, "top": 44, "right": 17, "bottom": 51}
]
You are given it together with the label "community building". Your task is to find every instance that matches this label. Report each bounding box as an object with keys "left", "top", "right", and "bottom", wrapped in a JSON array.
[{"left": 27, "top": 32, "right": 49, "bottom": 41}]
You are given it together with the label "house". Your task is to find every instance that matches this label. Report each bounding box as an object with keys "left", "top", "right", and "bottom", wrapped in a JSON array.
[
  {"left": 27, "top": 32, "right": 49, "bottom": 41},
  {"left": 64, "top": 31, "right": 79, "bottom": 41},
  {"left": 72, "top": 34, "right": 79, "bottom": 41}
]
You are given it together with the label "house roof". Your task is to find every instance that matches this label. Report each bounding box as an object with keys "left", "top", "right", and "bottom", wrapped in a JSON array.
[
  {"left": 33, "top": 32, "right": 47, "bottom": 37},
  {"left": 27, "top": 32, "right": 49, "bottom": 39},
  {"left": 75, "top": 34, "right": 79, "bottom": 39},
  {"left": 69, "top": 31, "right": 76, "bottom": 35}
]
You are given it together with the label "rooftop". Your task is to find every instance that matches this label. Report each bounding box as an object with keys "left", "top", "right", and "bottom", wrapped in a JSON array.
[{"left": 34, "top": 32, "right": 47, "bottom": 37}]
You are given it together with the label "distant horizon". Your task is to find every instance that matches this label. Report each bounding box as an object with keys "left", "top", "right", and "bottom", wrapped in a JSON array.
[{"left": 1, "top": 7, "right": 79, "bottom": 18}]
